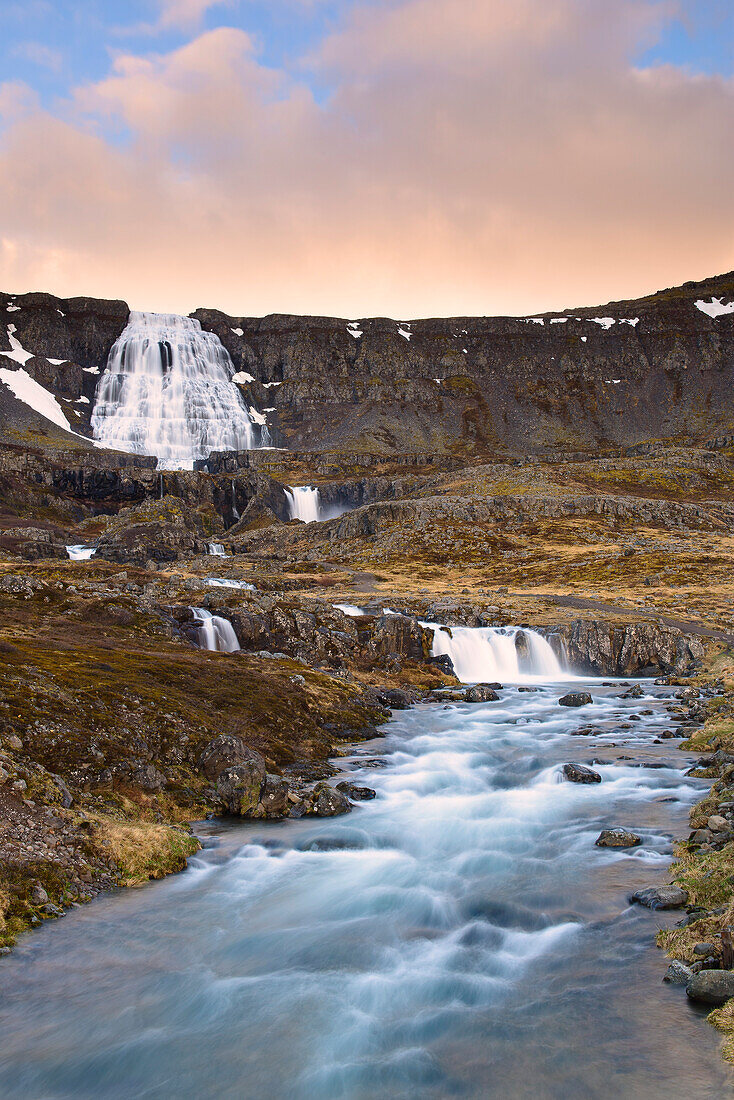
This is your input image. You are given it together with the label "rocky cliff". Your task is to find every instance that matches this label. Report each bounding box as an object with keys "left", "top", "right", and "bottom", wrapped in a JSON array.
[{"left": 2, "top": 270, "right": 733, "bottom": 457}]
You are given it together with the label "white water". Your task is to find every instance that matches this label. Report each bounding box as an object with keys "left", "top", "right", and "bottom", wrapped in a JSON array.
[
  {"left": 65, "top": 545, "right": 96, "bottom": 561},
  {"left": 286, "top": 485, "right": 322, "bottom": 522},
  {"left": 207, "top": 543, "right": 226, "bottom": 557},
  {"left": 426, "top": 623, "right": 566, "bottom": 682},
  {"left": 0, "top": 684, "right": 726, "bottom": 1098},
  {"left": 190, "top": 607, "right": 240, "bottom": 653},
  {"left": 91, "top": 312, "right": 269, "bottom": 469},
  {"left": 205, "top": 578, "right": 255, "bottom": 591},
  {"left": 334, "top": 603, "right": 365, "bottom": 616}
]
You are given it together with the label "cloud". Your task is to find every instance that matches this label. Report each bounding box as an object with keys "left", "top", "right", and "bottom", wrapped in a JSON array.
[
  {"left": 0, "top": 0, "right": 732, "bottom": 317},
  {"left": 11, "top": 41, "right": 64, "bottom": 73},
  {"left": 155, "top": 0, "right": 235, "bottom": 31}
]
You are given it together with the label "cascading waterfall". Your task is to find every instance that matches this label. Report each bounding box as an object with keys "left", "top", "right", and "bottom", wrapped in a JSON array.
[
  {"left": 286, "top": 486, "right": 321, "bottom": 522},
  {"left": 208, "top": 543, "right": 226, "bottom": 557},
  {"left": 425, "top": 622, "right": 566, "bottom": 682},
  {"left": 91, "top": 312, "right": 270, "bottom": 470},
  {"left": 191, "top": 608, "right": 240, "bottom": 653}
]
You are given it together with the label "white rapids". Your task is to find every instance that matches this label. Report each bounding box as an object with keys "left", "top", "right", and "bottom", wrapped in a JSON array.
[
  {"left": 425, "top": 623, "right": 567, "bottom": 683},
  {"left": 91, "top": 312, "right": 269, "bottom": 469},
  {"left": 191, "top": 608, "right": 240, "bottom": 653},
  {"left": 65, "top": 545, "right": 96, "bottom": 561}
]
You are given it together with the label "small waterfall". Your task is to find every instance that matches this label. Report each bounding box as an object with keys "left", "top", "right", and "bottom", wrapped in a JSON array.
[
  {"left": 91, "top": 312, "right": 268, "bottom": 469},
  {"left": 425, "top": 623, "right": 566, "bottom": 683},
  {"left": 231, "top": 480, "right": 240, "bottom": 521},
  {"left": 208, "top": 543, "right": 226, "bottom": 557},
  {"left": 286, "top": 486, "right": 321, "bottom": 522},
  {"left": 66, "top": 545, "right": 96, "bottom": 561},
  {"left": 191, "top": 608, "right": 240, "bottom": 653}
]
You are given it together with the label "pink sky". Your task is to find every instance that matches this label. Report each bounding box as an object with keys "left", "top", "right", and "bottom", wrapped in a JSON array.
[{"left": 1, "top": 0, "right": 733, "bottom": 318}]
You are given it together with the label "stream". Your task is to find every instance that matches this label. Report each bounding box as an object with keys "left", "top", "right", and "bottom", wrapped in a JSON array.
[{"left": 0, "top": 680, "right": 730, "bottom": 1098}]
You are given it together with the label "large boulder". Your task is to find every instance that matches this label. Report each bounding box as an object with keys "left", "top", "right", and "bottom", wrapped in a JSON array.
[
  {"left": 306, "top": 783, "right": 352, "bottom": 817},
  {"left": 198, "top": 735, "right": 261, "bottom": 782},
  {"left": 215, "top": 757, "right": 267, "bottom": 815},
  {"left": 686, "top": 971, "right": 734, "bottom": 1007},
  {"left": 629, "top": 885, "right": 688, "bottom": 910},
  {"left": 595, "top": 828, "right": 641, "bottom": 848},
  {"left": 255, "top": 774, "right": 291, "bottom": 818},
  {"left": 559, "top": 692, "right": 593, "bottom": 707}
]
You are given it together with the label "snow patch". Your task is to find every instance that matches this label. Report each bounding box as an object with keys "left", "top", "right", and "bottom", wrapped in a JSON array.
[
  {"left": 620, "top": 318, "right": 640, "bottom": 326},
  {"left": 2, "top": 325, "right": 35, "bottom": 366},
  {"left": 550, "top": 318, "right": 569, "bottom": 324},
  {"left": 581, "top": 336, "right": 588, "bottom": 342},
  {"left": 231, "top": 371, "right": 255, "bottom": 384},
  {"left": 604, "top": 379, "right": 622, "bottom": 384},
  {"left": 522, "top": 317, "right": 544, "bottom": 325},
  {"left": 0, "top": 366, "right": 73, "bottom": 430},
  {"left": 47, "top": 358, "right": 67, "bottom": 366},
  {"left": 591, "top": 317, "right": 615, "bottom": 329},
  {"left": 248, "top": 406, "right": 267, "bottom": 426},
  {"left": 76, "top": 396, "right": 90, "bottom": 404},
  {"left": 83, "top": 366, "right": 100, "bottom": 374},
  {"left": 230, "top": 327, "right": 244, "bottom": 337},
  {"left": 397, "top": 324, "right": 412, "bottom": 341},
  {"left": 263, "top": 381, "right": 282, "bottom": 388},
  {"left": 6, "top": 305, "right": 20, "bottom": 313},
  {"left": 695, "top": 297, "right": 734, "bottom": 319},
  {"left": 347, "top": 322, "right": 363, "bottom": 339}
]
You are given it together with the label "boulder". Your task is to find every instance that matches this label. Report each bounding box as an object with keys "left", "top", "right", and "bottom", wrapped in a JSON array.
[
  {"left": 562, "top": 763, "right": 602, "bottom": 784},
  {"left": 215, "top": 757, "right": 266, "bottom": 815},
  {"left": 199, "top": 735, "right": 260, "bottom": 781},
  {"left": 559, "top": 692, "right": 593, "bottom": 708},
  {"left": 629, "top": 885, "right": 688, "bottom": 910},
  {"left": 465, "top": 685, "right": 500, "bottom": 703},
  {"left": 686, "top": 970, "right": 734, "bottom": 1006},
  {"left": 255, "top": 774, "right": 291, "bottom": 819},
  {"left": 707, "top": 815, "right": 729, "bottom": 832},
  {"left": 128, "top": 763, "right": 166, "bottom": 792},
  {"left": 663, "top": 961, "right": 694, "bottom": 985},
  {"left": 306, "top": 782, "right": 351, "bottom": 817},
  {"left": 336, "top": 781, "right": 376, "bottom": 801},
  {"left": 595, "top": 828, "right": 642, "bottom": 848}
]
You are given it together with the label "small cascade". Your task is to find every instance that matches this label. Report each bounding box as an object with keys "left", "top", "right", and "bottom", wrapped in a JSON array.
[
  {"left": 208, "top": 543, "right": 227, "bottom": 557},
  {"left": 191, "top": 608, "right": 240, "bottom": 653},
  {"left": 231, "top": 480, "right": 240, "bottom": 522},
  {"left": 91, "top": 312, "right": 269, "bottom": 469},
  {"left": 66, "top": 545, "right": 96, "bottom": 561},
  {"left": 425, "top": 623, "right": 567, "bottom": 683},
  {"left": 286, "top": 486, "right": 321, "bottom": 522}
]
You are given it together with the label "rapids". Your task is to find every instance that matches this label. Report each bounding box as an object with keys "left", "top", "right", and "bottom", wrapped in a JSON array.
[{"left": 0, "top": 682, "right": 728, "bottom": 1098}]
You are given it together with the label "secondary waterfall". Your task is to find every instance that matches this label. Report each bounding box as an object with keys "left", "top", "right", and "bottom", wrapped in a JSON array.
[
  {"left": 426, "top": 623, "right": 566, "bottom": 682},
  {"left": 191, "top": 608, "right": 240, "bottom": 653},
  {"left": 91, "top": 312, "right": 269, "bottom": 469},
  {"left": 286, "top": 486, "right": 321, "bottom": 522}
]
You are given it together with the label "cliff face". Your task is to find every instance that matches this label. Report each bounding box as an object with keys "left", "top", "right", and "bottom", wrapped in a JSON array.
[{"left": 1, "top": 271, "right": 733, "bottom": 456}]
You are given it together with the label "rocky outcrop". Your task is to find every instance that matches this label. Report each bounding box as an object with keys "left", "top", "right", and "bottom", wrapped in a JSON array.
[
  {"left": 95, "top": 495, "right": 215, "bottom": 564},
  {"left": 556, "top": 620, "right": 705, "bottom": 676}
]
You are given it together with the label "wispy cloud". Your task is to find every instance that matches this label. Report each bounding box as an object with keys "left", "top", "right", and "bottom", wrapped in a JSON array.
[{"left": 11, "top": 41, "right": 63, "bottom": 74}]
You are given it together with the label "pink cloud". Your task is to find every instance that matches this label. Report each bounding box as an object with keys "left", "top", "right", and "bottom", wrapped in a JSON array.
[{"left": 0, "top": 1, "right": 732, "bottom": 318}]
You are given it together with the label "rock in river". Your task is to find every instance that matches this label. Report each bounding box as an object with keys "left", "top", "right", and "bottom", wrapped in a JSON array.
[
  {"left": 629, "top": 885, "right": 688, "bottom": 910},
  {"left": 216, "top": 756, "right": 266, "bottom": 815},
  {"left": 336, "top": 781, "right": 377, "bottom": 801},
  {"left": 595, "top": 828, "right": 642, "bottom": 848},
  {"left": 562, "top": 763, "right": 602, "bottom": 784},
  {"left": 465, "top": 685, "right": 500, "bottom": 703},
  {"left": 686, "top": 971, "right": 734, "bottom": 1006},
  {"left": 559, "top": 692, "right": 593, "bottom": 708}
]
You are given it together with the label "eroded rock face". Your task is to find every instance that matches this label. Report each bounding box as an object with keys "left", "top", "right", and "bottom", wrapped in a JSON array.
[
  {"left": 198, "top": 735, "right": 260, "bottom": 782},
  {"left": 558, "top": 621, "right": 705, "bottom": 677}
]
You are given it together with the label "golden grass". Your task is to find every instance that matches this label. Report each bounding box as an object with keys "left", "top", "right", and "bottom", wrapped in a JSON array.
[
  {"left": 90, "top": 815, "right": 199, "bottom": 887},
  {"left": 708, "top": 999, "right": 734, "bottom": 1065}
]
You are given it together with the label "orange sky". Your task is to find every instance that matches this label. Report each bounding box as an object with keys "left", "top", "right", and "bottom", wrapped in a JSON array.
[{"left": 1, "top": 0, "right": 733, "bottom": 318}]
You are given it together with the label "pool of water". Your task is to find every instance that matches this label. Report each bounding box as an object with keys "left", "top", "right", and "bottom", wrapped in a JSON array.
[{"left": 0, "top": 680, "right": 729, "bottom": 1099}]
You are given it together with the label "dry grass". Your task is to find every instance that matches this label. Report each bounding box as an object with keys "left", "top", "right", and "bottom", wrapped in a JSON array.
[
  {"left": 0, "top": 885, "right": 9, "bottom": 938},
  {"left": 708, "top": 999, "right": 734, "bottom": 1064},
  {"left": 90, "top": 815, "right": 200, "bottom": 887}
]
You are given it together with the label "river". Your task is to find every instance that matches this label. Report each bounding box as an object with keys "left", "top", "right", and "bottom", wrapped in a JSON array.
[{"left": 0, "top": 680, "right": 730, "bottom": 1099}]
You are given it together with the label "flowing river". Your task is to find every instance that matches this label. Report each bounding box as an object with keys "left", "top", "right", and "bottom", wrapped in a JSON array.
[{"left": 0, "top": 680, "right": 730, "bottom": 1098}]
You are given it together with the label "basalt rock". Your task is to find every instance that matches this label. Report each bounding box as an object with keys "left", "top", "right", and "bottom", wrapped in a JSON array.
[
  {"left": 595, "top": 828, "right": 642, "bottom": 847},
  {"left": 562, "top": 763, "right": 602, "bottom": 784},
  {"left": 558, "top": 621, "right": 705, "bottom": 677},
  {"left": 686, "top": 970, "right": 734, "bottom": 1007},
  {"left": 629, "top": 885, "right": 688, "bottom": 910},
  {"left": 198, "top": 735, "right": 261, "bottom": 782},
  {"left": 215, "top": 755, "right": 267, "bottom": 815},
  {"left": 559, "top": 692, "right": 593, "bottom": 707}
]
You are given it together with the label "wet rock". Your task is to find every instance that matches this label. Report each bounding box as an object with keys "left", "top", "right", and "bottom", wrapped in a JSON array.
[
  {"left": 336, "top": 781, "right": 376, "bottom": 801},
  {"left": 686, "top": 970, "right": 734, "bottom": 1006},
  {"left": 306, "top": 782, "right": 351, "bottom": 817},
  {"left": 255, "top": 774, "right": 291, "bottom": 819},
  {"left": 559, "top": 692, "right": 593, "bottom": 708},
  {"left": 562, "top": 763, "right": 602, "bottom": 784},
  {"left": 465, "top": 685, "right": 500, "bottom": 703},
  {"left": 377, "top": 688, "right": 412, "bottom": 710},
  {"left": 693, "top": 943, "right": 716, "bottom": 956},
  {"left": 663, "top": 960, "right": 693, "bottom": 985},
  {"left": 595, "top": 828, "right": 642, "bottom": 848},
  {"left": 629, "top": 885, "right": 688, "bottom": 910},
  {"left": 215, "top": 755, "right": 266, "bottom": 815}
]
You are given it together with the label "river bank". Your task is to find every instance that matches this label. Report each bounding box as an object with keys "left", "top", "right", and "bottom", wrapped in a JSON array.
[{"left": 0, "top": 680, "right": 730, "bottom": 1098}]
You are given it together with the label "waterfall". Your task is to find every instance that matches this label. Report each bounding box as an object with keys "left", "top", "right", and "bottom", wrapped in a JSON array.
[
  {"left": 191, "top": 608, "right": 240, "bottom": 653},
  {"left": 208, "top": 543, "right": 226, "bottom": 557},
  {"left": 425, "top": 623, "right": 567, "bottom": 682},
  {"left": 231, "top": 480, "right": 240, "bottom": 521},
  {"left": 286, "top": 486, "right": 321, "bottom": 522},
  {"left": 91, "top": 312, "right": 268, "bottom": 470},
  {"left": 66, "top": 545, "right": 96, "bottom": 561}
]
